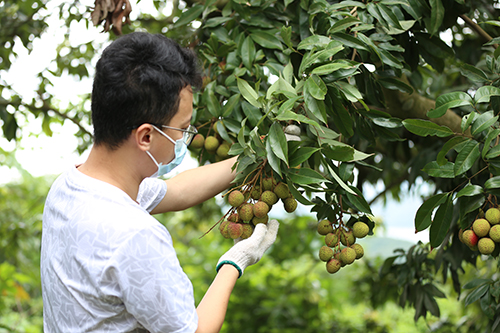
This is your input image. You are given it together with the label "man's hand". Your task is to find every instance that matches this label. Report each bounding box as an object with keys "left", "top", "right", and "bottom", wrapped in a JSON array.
[{"left": 216, "top": 219, "right": 280, "bottom": 277}]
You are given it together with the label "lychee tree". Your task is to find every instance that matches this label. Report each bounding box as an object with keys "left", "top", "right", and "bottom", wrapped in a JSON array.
[{"left": 4, "top": 0, "right": 500, "bottom": 328}]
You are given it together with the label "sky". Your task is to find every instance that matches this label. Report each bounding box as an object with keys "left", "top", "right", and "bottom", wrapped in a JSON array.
[{"left": 0, "top": 0, "right": 429, "bottom": 244}]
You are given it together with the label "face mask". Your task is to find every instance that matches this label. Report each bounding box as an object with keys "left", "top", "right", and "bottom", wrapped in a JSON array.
[{"left": 146, "top": 126, "right": 188, "bottom": 178}]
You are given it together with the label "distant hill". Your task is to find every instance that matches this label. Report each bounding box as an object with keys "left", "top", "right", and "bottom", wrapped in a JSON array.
[{"left": 357, "top": 236, "right": 418, "bottom": 259}]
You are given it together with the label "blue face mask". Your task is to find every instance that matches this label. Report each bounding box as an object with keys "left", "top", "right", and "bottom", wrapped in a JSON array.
[{"left": 146, "top": 125, "right": 188, "bottom": 178}]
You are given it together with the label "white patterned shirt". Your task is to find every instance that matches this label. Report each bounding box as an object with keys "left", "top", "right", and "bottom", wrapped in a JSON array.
[{"left": 41, "top": 166, "right": 198, "bottom": 333}]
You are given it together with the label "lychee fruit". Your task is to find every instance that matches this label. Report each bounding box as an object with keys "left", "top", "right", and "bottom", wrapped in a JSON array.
[
  {"left": 489, "top": 224, "right": 500, "bottom": 242},
  {"left": 250, "top": 186, "right": 261, "bottom": 200},
  {"left": 283, "top": 198, "right": 298, "bottom": 213},
  {"left": 228, "top": 190, "right": 245, "bottom": 207},
  {"left": 462, "top": 229, "right": 479, "bottom": 247},
  {"left": 339, "top": 247, "right": 356, "bottom": 265},
  {"left": 274, "top": 182, "right": 291, "bottom": 199},
  {"left": 190, "top": 133, "right": 205, "bottom": 149},
  {"left": 478, "top": 237, "right": 495, "bottom": 255},
  {"left": 240, "top": 224, "right": 254, "bottom": 239},
  {"left": 262, "top": 177, "right": 275, "bottom": 191},
  {"left": 204, "top": 135, "right": 219, "bottom": 152},
  {"left": 216, "top": 141, "right": 231, "bottom": 159},
  {"left": 350, "top": 244, "right": 364, "bottom": 259},
  {"left": 473, "top": 218, "right": 490, "bottom": 237},
  {"left": 485, "top": 208, "right": 500, "bottom": 225},
  {"left": 317, "top": 220, "right": 334, "bottom": 235},
  {"left": 334, "top": 252, "right": 346, "bottom": 267},
  {"left": 260, "top": 190, "right": 278, "bottom": 206},
  {"left": 319, "top": 246, "right": 334, "bottom": 262},
  {"left": 326, "top": 258, "right": 341, "bottom": 274},
  {"left": 238, "top": 203, "right": 254, "bottom": 221},
  {"left": 352, "top": 222, "right": 369, "bottom": 238},
  {"left": 219, "top": 220, "right": 230, "bottom": 238},
  {"left": 340, "top": 229, "right": 356, "bottom": 246},
  {"left": 253, "top": 201, "right": 270, "bottom": 218},
  {"left": 325, "top": 232, "right": 338, "bottom": 247},
  {"left": 228, "top": 222, "right": 243, "bottom": 239},
  {"left": 458, "top": 229, "right": 464, "bottom": 243},
  {"left": 252, "top": 215, "right": 269, "bottom": 225},
  {"left": 227, "top": 213, "right": 240, "bottom": 223}
]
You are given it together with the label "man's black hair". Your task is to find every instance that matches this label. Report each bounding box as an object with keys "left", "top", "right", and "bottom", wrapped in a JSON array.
[{"left": 91, "top": 32, "right": 203, "bottom": 149}]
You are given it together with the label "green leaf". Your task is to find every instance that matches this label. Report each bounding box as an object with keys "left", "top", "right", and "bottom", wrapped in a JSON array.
[
  {"left": 265, "top": 136, "right": 282, "bottom": 178},
  {"left": 322, "top": 144, "right": 354, "bottom": 162},
  {"left": 269, "top": 122, "right": 288, "bottom": 165},
  {"left": 485, "top": 176, "right": 500, "bottom": 190},
  {"left": 482, "top": 128, "right": 500, "bottom": 158},
  {"left": 454, "top": 139, "right": 480, "bottom": 176},
  {"left": 474, "top": 86, "right": 500, "bottom": 104},
  {"left": 377, "top": 77, "right": 413, "bottom": 94},
  {"left": 173, "top": 4, "right": 204, "bottom": 27},
  {"left": 430, "top": 195, "right": 453, "bottom": 248},
  {"left": 464, "top": 284, "right": 489, "bottom": 307},
  {"left": 267, "top": 77, "right": 296, "bottom": 100},
  {"left": 305, "top": 75, "right": 327, "bottom": 100},
  {"left": 436, "top": 136, "right": 468, "bottom": 165},
  {"left": 459, "top": 63, "right": 490, "bottom": 83},
  {"left": 335, "top": 81, "right": 363, "bottom": 102},
  {"left": 280, "top": 26, "right": 293, "bottom": 49},
  {"left": 427, "top": 91, "right": 473, "bottom": 118},
  {"left": 297, "top": 35, "right": 332, "bottom": 50},
  {"left": 331, "top": 32, "right": 369, "bottom": 52},
  {"left": 346, "top": 186, "right": 372, "bottom": 214},
  {"left": 461, "top": 112, "right": 476, "bottom": 133},
  {"left": 422, "top": 161, "right": 455, "bottom": 178},
  {"left": 471, "top": 111, "right": 498, "bottom": 136},
  {"left": 287, "top": 167, "right": 327, "bottom": 185},
  {"left": 240, "top": 36, "right": 256, "bottom": 70},
  {"left": 236, "top": 77, "right": 261, "bottom": 108},
  {"left": 456, "top": 184, "right": 483, "bottom": 199},
  {"left": 463, "top": 278, "right": 491, "bottom": 290},
  {"left": 222, "top": 93, "right": 241, "bottom": 117},
  {"left": 324, "top": 162, "right": 357, "bottom": 195},
  {"left": 285, "top": 178, "right": 313, "bottom": 205},
  {"left": 371, "top": 117, "right": 402, "bottom": 128},
  {"left": 402, "top": 119, "right": 454, "bottom": 137},
  {"left": 485, "top": 145, "right": 500, "bottom": 159},
  {"left": 415, "top": 193, "right": 448, "bottom": 232},
  {"left": 276, "top": 110, "right": 322, "bottom": 128},
  {"left": 289, "top": 147, "right": 321, "bottom": 168},
  {"left": 428, "top": 0, "right": 444, "bottom": 36},
  {"left": 328, "top": 17, "right": 361, "bottom": 34},
  {"left": 311, "top": 62, "right": 355, "bottom": 75},
  {"left": 377, "top": 3, "right": 404, "bottom": 30},
  {"left": 250, "top": 30, "right": 283, "bottom": 50}
]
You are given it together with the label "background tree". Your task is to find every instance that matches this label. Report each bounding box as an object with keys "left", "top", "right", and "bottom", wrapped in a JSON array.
[{"left": 2, "top": 0, "right": 500, "bottom": 331}]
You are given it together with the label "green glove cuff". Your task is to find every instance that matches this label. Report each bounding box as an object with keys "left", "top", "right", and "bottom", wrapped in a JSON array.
[{"left": 216, "top": 260, "right": 243, "bottom": 278}]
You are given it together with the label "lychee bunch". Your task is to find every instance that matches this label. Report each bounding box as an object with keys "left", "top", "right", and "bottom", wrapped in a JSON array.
[
  {"left": 459, "top": 207, "right": 500, "bottom": 256},
  {"left": 189, "top": 131, "right": 234, "bottom": 161},
  {"left": 219, "top": 175, "right": 299, "bottom": 239},
  {"left": 317, "top": 219, "right": 371, "bottom": 274}
]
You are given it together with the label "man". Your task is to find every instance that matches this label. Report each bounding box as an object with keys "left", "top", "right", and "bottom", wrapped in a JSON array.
[{"left": 40, "top": 32, "right": 279, "bottom": 332}]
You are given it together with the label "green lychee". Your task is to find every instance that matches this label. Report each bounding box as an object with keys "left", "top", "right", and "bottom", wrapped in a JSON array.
[
  {"left": 283, "top": 198, "right": 297, "bottom": 213},
  {"left": 253, "top": 201, "right": 270, "bottom": 218},
  {"left": 317, "top": 220, "right": 334, "bottom": 235},
  {"left": 319, "top": 246, "right": 334, "bottom": 262},
  {"left": 252, "top": 215, "right": 269, "bottom": 225},
  {"left": 204, "top": 135, "right": 220, "bottom": 152},
  {"left": 262, "top": 177, "right": 275, "bottom": 191},
  {"left": 485, "top": 208, "right": 500, "bottom": 225},
  {"left": 190, "top": 133, "right": 205, "bottom": 149},
  {"left": 228, "top": 190, "right": 245, "bottom": 207},
  {"left": 352, "top": 222, "right": 369, "bottom": 238},
  {"left": 325, "top": 232, "right": 338, "bottom": 247},
  {"left": 274, "top": 182, "right": 291, "bottom": 199},
  {"left": 333, "top": 252, "right": 346, "bottom": 267},
  {"left": 260, "top": 190, "right": 278, "bottom": 206},
  {"left": 478, "top": 237, "right": 495, "bottom": 255},
  {"left": 228, "top": 222, "right": 243, "bottom": 239},
  {"left": 227, "top": 213, "right": 240, "bottom": 223},
  {"left": 240, "top": 224, "right": 254, "bottom": 239},
  {"left": 350, "top": 244, "right": 364, "bottom": 259},
  {"left": 250, "top": 186, "right": 261, "bottom": 200},
  {"left": 339, "top": 247, "right": 356, "bottom": 265},
  {"left": 489, "top": 225, "right": 500, "bottom": 242},
  {"left": 238, "top": 203, "right": 254, "bottom": 221},
  {"left": 340, "top": 229, "right": 356, "bottom": 246},
  {"left": 326, "top": 258, "right": 341, "bottom": 274},
  {"left": 473, "top": 218, "right": 490, "bottom": 237},
  {"left": 216, "top": 141, "right": 231, "bottom": 159},
  {"left": 462, "top": 229, "right": 479, "bottom": 247},
  {"left": 219, "top": 220, "right": 230, "bottom": 239}
]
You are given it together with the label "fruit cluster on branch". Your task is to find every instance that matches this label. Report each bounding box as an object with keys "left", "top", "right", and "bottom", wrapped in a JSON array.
[{"left": 460, "top": 207, "right": 500, "bottom": 256}]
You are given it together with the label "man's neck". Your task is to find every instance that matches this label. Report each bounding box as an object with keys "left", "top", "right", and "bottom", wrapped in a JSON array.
[{"left": 77, "top": 144, "right": 144, "bottom": 202}]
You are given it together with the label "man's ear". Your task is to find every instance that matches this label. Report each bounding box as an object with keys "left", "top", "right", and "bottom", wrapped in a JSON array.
[{"left": 134, "top": 123, "right": 155, "bottom": 152}]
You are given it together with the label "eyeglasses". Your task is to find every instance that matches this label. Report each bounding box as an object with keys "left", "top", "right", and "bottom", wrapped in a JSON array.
[{"left": 159, "top": 124, "right": 198, "bottom": 146}]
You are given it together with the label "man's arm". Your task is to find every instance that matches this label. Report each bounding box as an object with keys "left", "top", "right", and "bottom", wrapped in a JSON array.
[
  {"left": 195, "top": 264, "right": 239, "bottom": 333},
  {"left": 150, "top": 156, "right": 238, "bottom": 214}
]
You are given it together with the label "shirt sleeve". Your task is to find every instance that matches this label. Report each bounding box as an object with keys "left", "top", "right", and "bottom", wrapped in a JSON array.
[
  {"left": 137, "top": 178, "right": 168, "bottom": 213},
  {"left": 105, "top": 223, "right": 198, "bottom": 333}
]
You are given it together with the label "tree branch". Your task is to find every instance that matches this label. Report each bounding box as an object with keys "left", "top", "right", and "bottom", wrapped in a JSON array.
[{"left": 460, "top": 14, "right": 498, "bottom": 48}]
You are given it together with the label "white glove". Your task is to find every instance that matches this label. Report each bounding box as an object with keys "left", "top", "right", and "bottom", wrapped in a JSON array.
[{"left": 216, "top": 219, "right": 279, "bottom": 277}]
